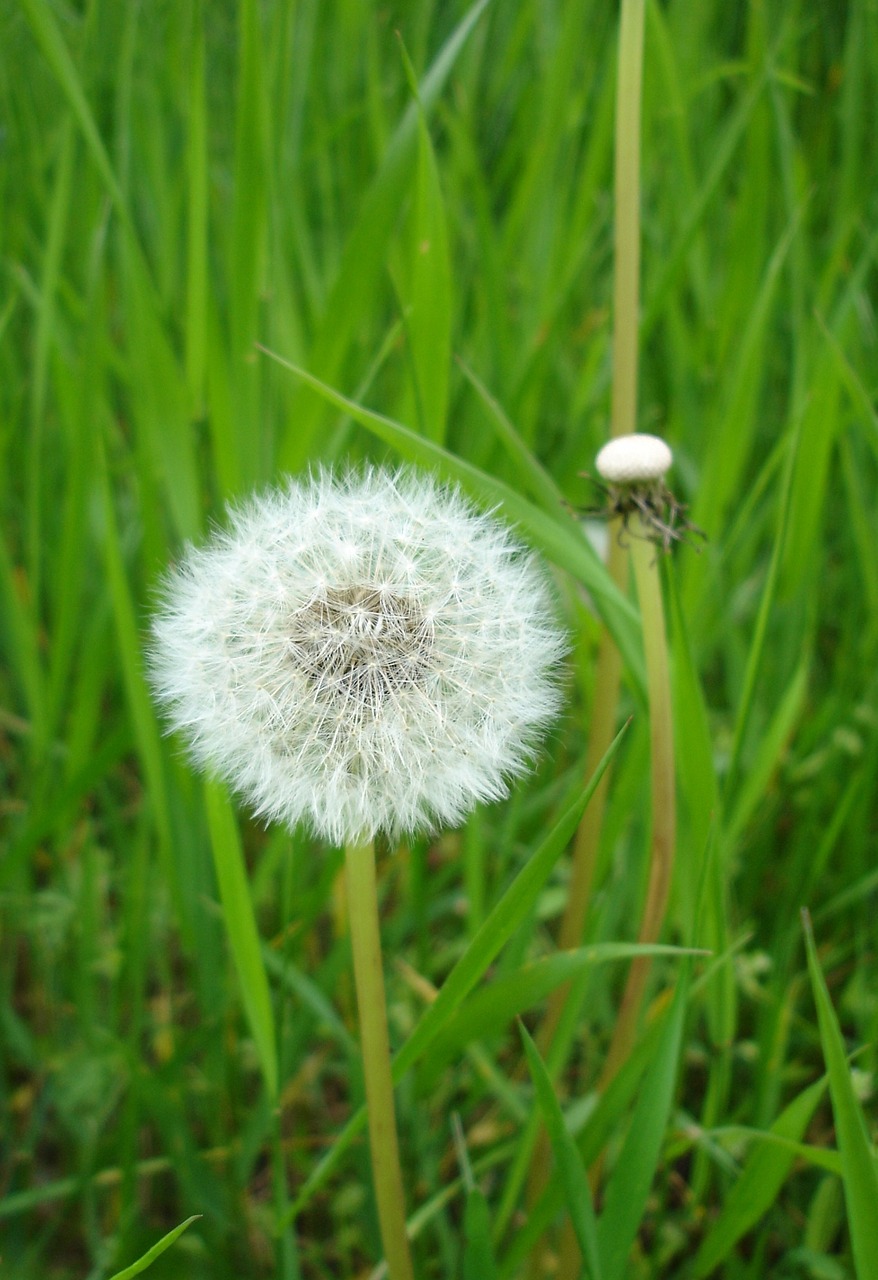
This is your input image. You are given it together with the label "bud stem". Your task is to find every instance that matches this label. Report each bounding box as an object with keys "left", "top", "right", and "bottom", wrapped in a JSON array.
[
  {"left": 345, "top": 840, "right": 414, "bottom": 1280},
  {"left": 599, "top": 518, "right": 676, "bottom": 1085}
]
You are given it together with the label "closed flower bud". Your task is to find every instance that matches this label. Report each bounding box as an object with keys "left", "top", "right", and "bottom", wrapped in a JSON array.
[{"left": 595, "top": 433, "right": 673, "bottom": 485}]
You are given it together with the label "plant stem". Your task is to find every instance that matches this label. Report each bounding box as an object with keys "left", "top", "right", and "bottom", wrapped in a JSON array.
[
  {"left": 548, "top": 0, "right": 645, "bottom": 1025},
  {"left": 546, "top": 6, "right": 647, "bottom": 1275},
  {"left": 345, "top": 840, "right": 414, "bottom": 1280},
  {"left": 600, "top": 518, "right": 676, "bottom": 1086},
  {"left": 610, "top": 0, "right": 645, "bottom": 443}
]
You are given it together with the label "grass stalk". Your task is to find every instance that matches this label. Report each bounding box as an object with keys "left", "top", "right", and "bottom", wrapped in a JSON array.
[
  {"left": 550, "top": 0, "right": 645, "bottom": 1007},
  {"left": 598, "top": 520, "right": 676, "bottom": 1086},
  {"left": 610, "top": 0, "right": 645, "bottom": 444},
  {"left": 345, "top": 840, "right": 414, "bottom": 1280},
  {"left": 529, "top": 4, "right": 645, "bottom": 1273}
]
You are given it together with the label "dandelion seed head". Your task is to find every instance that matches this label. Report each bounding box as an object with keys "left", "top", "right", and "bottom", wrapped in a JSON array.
[{"left": 149, "top": 468, "right": 566, "bottom": 845}]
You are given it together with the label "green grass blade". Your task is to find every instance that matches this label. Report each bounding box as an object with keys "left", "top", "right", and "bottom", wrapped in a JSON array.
[
  {"left": 456, "top": 358, "right": 565, "bottom": 512},
  {"left": 641, "top": 66, "right": 768, "bottom": 341},
  {"left": 519, "top": 1022, "right": 603, "bottom": 1280},
  {"left": 107, "top": 1216, "right": 201, "bottom": 1280},
  {"left": 278, "top": 0, "right": 491, "bottom": 465},
  {"left": 803, "top": 911, "right": 878, "bottom": 1280},
  {"left": 597, "top": 966, "right": 689, "bottom": 1280},
  {"left": 392, "top": 723, "right": 629, "bottom": 1082},
  {"left": 722, "top": 421, "right": 798, "bottom": 804},
  {"left": 185, "top": 3, "right": 209, "bottom": 420},
  {"left": 403, "top": 51, "right": 452, "bottom": 445},
  {"left": 18, "top": 0, "right": 128, "bottom": 219},
  {"left": 454, "top": 1115, "right": 500, "bottom": 1280},
  {"left": 725, "top": 657, "right": 808, "bottom": 850},
  {"left": 462, "top": 1188, "right": 499, "bottom": 1280},
  {"left": 691, "top": 1075, "right": 827, "bottom": 1277},
  {"left": 204, "top": 780, "right": 278, "bottom": 1100},
  {"left": 425, "top": 944, "right": 697, "bottom": 1077}
]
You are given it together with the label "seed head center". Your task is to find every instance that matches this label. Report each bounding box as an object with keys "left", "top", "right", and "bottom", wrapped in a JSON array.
[{"left": 291, "top": 586, "right": 434, "bottom": 705}]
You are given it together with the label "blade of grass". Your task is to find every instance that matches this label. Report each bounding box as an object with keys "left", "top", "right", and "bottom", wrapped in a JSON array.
[
  {"left": 453, "top": 1115, "right": 500, "bottom": 1280},
  {"left": 107, "top": 1216, "right": 202, "bottom": 1280},
  {"left": 423, "top": 944, "right": 698, "bottom": 1081},
  {"left": 278, "top": 0, "right": 492, "bottom": 467},
  {"left": 596, "top": 964, "right": 689, "bottom": 1280},
  {"left": 204, "top": 779, "right": 278, "bottom": 1100},
  {"left": 398, "top": 38, "right": 452, "bottom": 445},
  {"left": 803, "top": 910, "right": 878, "bottom": 1280},
  {"left": 519, "top": 1022, "right": 603, "bottom": 1280},
  {"left": 691, "top": 1075, "right": 828, "bottom": 1277}
]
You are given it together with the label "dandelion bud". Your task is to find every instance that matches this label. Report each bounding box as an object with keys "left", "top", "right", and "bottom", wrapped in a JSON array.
[
  {"left": 149, "top": 468, "right": 566, "bottom": 846},
  {"left": 595, "top": 433, "right": 673, "bottom": 485}
]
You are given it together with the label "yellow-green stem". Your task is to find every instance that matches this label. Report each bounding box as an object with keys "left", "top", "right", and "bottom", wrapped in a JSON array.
[
  {"left": 599, "top": 518, "right": 676, "bottom": 1087},
  {"left": 345, "top": 840, "right": 414, "bottom": 1280},
  {"left": 551, "top": 0, "right": 645, "bottom": 1018},
  {"left": 611, "top": 0, "right": 645, "bottom": 443},
  {"left": 537, "top": 535, "right": 627, "bottom": 1056},
  {"left": 532, "top": 7, "right": 645, "bottom": 1276},
  {"left": 555, "top": 521, "right": 676, "bottom": 1280}
]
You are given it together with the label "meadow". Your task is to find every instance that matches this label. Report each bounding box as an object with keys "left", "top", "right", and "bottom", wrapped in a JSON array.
[{"left": 2, "top": 1, "right": 877, "bottom": 1277}]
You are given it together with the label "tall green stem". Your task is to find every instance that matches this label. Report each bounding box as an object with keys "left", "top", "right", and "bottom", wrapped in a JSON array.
[
  {"left": 599, "top": 520, "right": 676, "bottom": 1085},
  {"left": 549, "top": 0, "right": 645, "bottom": 1013},
  {"left": 547, "top": 5, "right": 647, "bottom": 1277},
  {"left": 345, "top": 840, "right": 414, "bottom": 1280},
  {"left": 556, "top": 521, "right": 676, "bottom": 1280},
  {"left": 610, "top": 0, "right": 645, "bottom": 443}
]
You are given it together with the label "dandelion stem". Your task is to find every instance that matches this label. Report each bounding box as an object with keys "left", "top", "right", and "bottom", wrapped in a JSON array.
[
  {"left": 345, "top": 840, "right": 413, "bottom": 1280},
  {"left": 599, "top": 518, "right": 676, "bottom": 1086},
  {"left": 610, "top": 0, "right": 645, "bottom": 444},
  {"left": 546, "top": 4, "right": 647, "bottom": 1276},
  {"left": 547, "top": 0, "right": 645, "bottom": 1034}
]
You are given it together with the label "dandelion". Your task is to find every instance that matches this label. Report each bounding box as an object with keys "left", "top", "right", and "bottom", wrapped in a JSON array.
[
  {"left": 148, "top": 465, "right": 566, "bottom": 1280},
  {"left": 591, "top": 432, "right": 702, "bottom": 552},
  {"left": 149, "top": 466, "right": 565, "bottom": 845}
]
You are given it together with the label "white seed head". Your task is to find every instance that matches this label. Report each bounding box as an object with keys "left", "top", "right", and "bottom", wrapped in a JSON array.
[
  {"left": 148, "top": 468, "right": 566, "bottom": 846},
  {"left": 595, "top": 434, "right": 673, "bottom": 484}
]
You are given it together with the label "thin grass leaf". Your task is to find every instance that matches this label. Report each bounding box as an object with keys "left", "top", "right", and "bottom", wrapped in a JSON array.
[
  {"left": 453, "top": 1113, "right": 500, "bottom": 1280},
  {"left": 94, "top": 440, "right": 182, "bottom": 917},
  {"left": 463, "top": 1186, "right": 499, "bottom": 1280},
  {"left": 278, "top": 0, "right": 491, "bottom": 465},
  {"left": 205, "top": 780, "right": 278, "bottom": 1100},
  {"left": 519, "top": 1022, "right": 603, "bottom": 1280},
  {"left": 107, "top": 1216, "right": 201, "bottom": 1280},
  {"left": 597, "top": 966, "right": 689, "bottom": 1280},
  {"left": 691, "top": 1076, "right": 828, "bottom": 1277},
  {"left": 392, "top": 723, "right": 628, "bottom": 1082},
  {"left": 402, "top": 42, "right": 452, "bottom": 445},
  {"left": 185, "top": 3, "right": 209, "bottom": 420},
  {"left": 725, "top": 657, "right": 808, "bottom": 850},
  {"left": 641, "top": 66, "right": 769, "bottom": 341},
  {"left": 456, "top": 357, "right": 565, "bottom": 512},
  {"left": 803, "top": 911, "right": 878, "bottom": 1280},
  {"left": 425, "top": 944, "right": 698, "bottom": 1077},
  {"left": 18, "top": 0, "right": 128, "bottom": 220},
  {"left": 722, "top": 414, "right": 799, "bottom": 804}
]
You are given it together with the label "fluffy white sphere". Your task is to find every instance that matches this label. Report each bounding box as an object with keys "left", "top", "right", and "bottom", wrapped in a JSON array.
[
  {"left": 595, "top": 433, "right": 673, "bottom": 484},
  {"left": 149, "top": 468, "right": 566, "bottom": 845}
]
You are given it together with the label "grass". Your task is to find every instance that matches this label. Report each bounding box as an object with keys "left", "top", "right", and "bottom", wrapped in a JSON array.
[{"left": 2, "top": 1, "right": 878, "bottom": 1277}]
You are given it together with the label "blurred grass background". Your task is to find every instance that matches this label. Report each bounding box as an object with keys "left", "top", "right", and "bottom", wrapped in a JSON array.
[{"left": 2, "top": 1, "right": 877, "bottom": 1277}]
